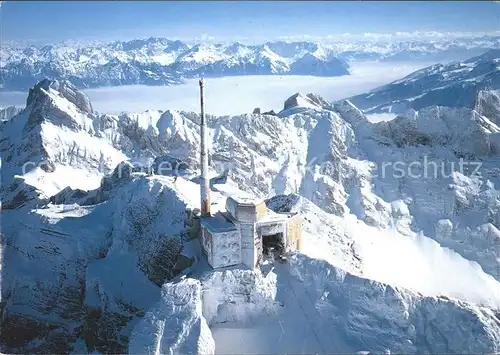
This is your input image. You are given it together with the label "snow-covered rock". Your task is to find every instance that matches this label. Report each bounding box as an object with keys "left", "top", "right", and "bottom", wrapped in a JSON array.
[
  {"left": 476, "top": 89, "right": 500, "bottom": 127},
  {"left": 373, "top": 106, "right": 500, "bottom": 157},
  {"left": 348, "top": 49, "right": 500, "bottom": 114},
  {"left": 129, "top": 278, "right": 215, "bottom": 355},
  {"left": 27, "top": 79, "right": 94, "bottom": 114},
  {"left": 289, "top": 52, "right": 349, "bottom": 76},
  {"left": 0, "top": 106, "right": 23, "bottom": 122},
  {"left": 283, "top": 92, "right": 323, "bottom": 111},
  {"left": 0, "top": 79, "right": 128, "bottom": 205},
  {"left": 201, "top": 269, "right": 280, "bottom": 326},
  {"left": 2, "top": 78, "right": 500, "bottom": 353},
  {"left": 288, "top": 253, "right": 500, "bottom": 354}
]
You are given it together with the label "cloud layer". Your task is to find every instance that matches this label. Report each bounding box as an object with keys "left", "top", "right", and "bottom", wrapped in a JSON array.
[
  {"left": 78, "top": 62, "right": 428, "bottom": 116},
  {"left": 0, "top": 62, "right": 430, "bottom": 119}
]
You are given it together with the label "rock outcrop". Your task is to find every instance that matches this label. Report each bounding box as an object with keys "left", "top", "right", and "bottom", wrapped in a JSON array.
[{"left": 27, "top": 79, "right": 93, "bottom": 114}]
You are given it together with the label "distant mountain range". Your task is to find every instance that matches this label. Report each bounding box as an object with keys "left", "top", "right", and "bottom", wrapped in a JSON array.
[
  {"left": 348, "top": 49, "right": 500, "bottom": 114},
  {"left": 1, "top": 35, "right": 500, "bottom": 90}
]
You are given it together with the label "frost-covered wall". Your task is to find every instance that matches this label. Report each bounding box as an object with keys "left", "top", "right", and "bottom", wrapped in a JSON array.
[
  {"left": 240, "top": 222, "right": 258, "bottom": 268},
  {"left": 256, "top": 217, "right": 302, "bottom": 252},
  {"left": 258, "top": 222, "right": 285, "bottom": 236},
  {"left": 211, "top": 230, "right": 241, "bottom": 268},
  {"left": 201, "top": 228, "right": 213, "bottom": 263},
  {"left": 286, "top": 215, "right": 303, "bottom": 252},
  {"left": 225, "top": 197, "right": 267, "bottom": 222},
  {"left": 202, "top": 226, "right": 242, "bottom": 269},
  {"left": 225, "top": 197, "right": 241, "bottom": 220}
]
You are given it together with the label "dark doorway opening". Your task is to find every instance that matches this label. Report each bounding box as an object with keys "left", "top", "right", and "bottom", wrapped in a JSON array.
[{"left": 262, "top": 233, "right": 285, "bottom": 262}]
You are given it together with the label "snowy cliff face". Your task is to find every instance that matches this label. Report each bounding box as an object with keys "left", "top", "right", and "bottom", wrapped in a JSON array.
[
  {"left": 373, "top": 106, "right": 500, "bottom": 157},
  {"left": 476, "top": 89, "right": 500, "bottom": 127},
  {"left": 0, "top": 81, "right": 202, "bottom": 352},
  {"left": 326, "top": 99, "right": 500, "bottom": 284},
  {"left": 348, "top": 49, "right": 500, "bottom": 114},
  {"left": 0, "top": 79, "right": 127, "bottom": 209},
  {"left": 288, "top": 254, "right": 500, "bottom": 354},
  {"left": 2, "top": 79, "right": 500, "bottom": 353}
]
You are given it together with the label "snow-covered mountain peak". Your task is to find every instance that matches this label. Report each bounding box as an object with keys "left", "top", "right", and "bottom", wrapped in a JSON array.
[
  {"left": 252, "top": 45, "right": 289, "bottom": 70},
  {"left": 1, "top": 81, "right": 127, "bottom": 204},
  {"left": 348, "top": 49, "right": 500, "bottom": 114},
  {"left": 223, "top": 41, "right": 253, "bottom": 58},
  {"left": 27, "top": 79, "right": 93, "bottom": 115},
  {"left": 373, "top": 105, "right": 500, "bottom": 158},
  {"left": 333, "top": 99, "right": 371, "bottom": 132},
  {"left": 465, "top": 48, "right": 500, "bottom": 65},
  {"left": 283, "top": 92, "right": 323, "bottom": 111},
  {"left": 174, "top": 44, "right": 225, "bottom": 70},
  {"left": 2, "top": 79, "right": 500, "bottom": 353}
]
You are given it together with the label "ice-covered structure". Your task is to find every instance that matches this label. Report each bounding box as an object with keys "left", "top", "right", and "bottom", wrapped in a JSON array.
[{"left": 199, "top": 196, "right": 302, "bottom": 269}]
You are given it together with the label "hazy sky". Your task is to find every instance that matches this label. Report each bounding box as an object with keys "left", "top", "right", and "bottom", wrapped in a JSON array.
[{"left": 2, "top": 1, "right": 500, "bottom": 44}]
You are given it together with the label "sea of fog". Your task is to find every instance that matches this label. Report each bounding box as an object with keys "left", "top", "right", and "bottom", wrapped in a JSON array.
[{"left": 0, "top": 61, "right": 428, "bottom": 119}]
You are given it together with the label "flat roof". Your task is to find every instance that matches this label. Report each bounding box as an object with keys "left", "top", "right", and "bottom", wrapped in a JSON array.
[
  {"left": 257, "top": 211, "right": 289, "bottom": 224},
  {"left": 227, "top": 195, "right": 265, "bottom": 206},
  {"left": 257, "top": 210, "right": 299, "bottom": 224},
  {"left": 201, "top": 212, "right": 238, "bottom": 233}
]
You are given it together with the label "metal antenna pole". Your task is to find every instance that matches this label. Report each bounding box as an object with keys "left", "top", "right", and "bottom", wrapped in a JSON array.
[{"left": 199, "top": 78, "right": 211, "bottom": 216}]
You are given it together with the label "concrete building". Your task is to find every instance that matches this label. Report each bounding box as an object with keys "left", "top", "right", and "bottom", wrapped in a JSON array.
[{"left": 199, "top": 196, "right": 302, "bottom": 269}]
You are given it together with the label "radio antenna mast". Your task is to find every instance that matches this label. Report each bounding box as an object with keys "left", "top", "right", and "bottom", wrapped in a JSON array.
[{"left": 199, "top": 78, "right": 211, "bottom": 216}]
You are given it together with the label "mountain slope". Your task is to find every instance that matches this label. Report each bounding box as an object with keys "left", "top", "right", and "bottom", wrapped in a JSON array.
[
  {"left": 0, "top": 79, "right": 127, "bottom": 205},
  {"left": 348, "top": 49, "right": 500, "bottom": 114},
  {"left": 1, "top": 80, "right": 500, "bottom": 353}
]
